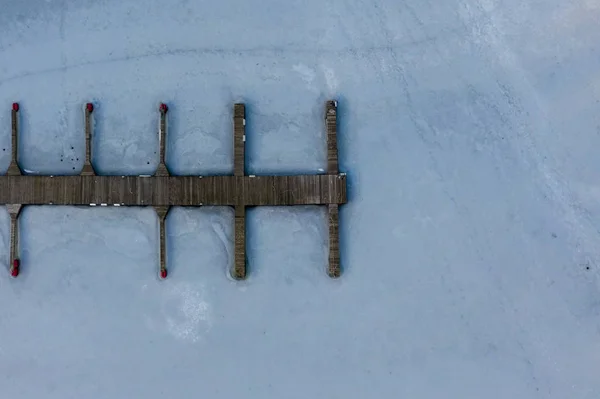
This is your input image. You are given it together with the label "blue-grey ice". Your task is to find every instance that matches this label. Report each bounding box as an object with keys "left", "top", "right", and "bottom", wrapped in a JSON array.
[{"left": 1, "top": 0, "right": 600, "bottom": 398}]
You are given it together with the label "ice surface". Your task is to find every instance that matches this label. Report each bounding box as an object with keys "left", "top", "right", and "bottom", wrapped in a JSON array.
[{"left": 1, "top": 0, "right": 600, "bottom": 398}]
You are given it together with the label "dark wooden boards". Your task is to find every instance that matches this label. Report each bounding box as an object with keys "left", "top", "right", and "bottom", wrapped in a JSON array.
[
  {"left": 326, "top": 100, "right": 338, "bottom": 175},
  {"left": 325, "top": 101, "right": 341, "bottom": 277},
  {"left": 81, "top": 103, "right": 96, "bottom": 176},
  {"left": 8, "top": 104, "right": 21, "bottom": 176},
  {"left": 154, "top": 206, "right": 169, "bottom": 278},
  {"left": 3, "top": 100, "right": 347, "bottom": 280},
  {"left": 233, "top": 104, "right": 247, "bottom": 278},
  {"left": 156, "top": 103, "right": 170, "bottom": 177},
  {"left": 0, "top": 174, "right": 346, "bottom": 206},
  {"left": 232, "top": 205, "right": 246, "bottom": 280},
  {"left": 328, "top": 204, "right": 340, "bottom": 278},
  {"left": 234, "top": 103, "right": 245, "bottom": 177},
  {"left": 7, "top": 204, "right": 22, "bottom": 277}
]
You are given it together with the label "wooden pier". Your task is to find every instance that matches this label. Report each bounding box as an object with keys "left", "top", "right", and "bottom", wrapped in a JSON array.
[{"left": 2, "top": 100, "right": 347, "bottom": 279}]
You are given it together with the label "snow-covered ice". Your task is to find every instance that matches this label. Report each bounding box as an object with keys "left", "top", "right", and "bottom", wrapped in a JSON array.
[{"left": 1, "top": 0, "right": 600, "bottom": 398}]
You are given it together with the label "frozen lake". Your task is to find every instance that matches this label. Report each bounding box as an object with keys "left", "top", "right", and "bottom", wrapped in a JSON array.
[{"left": 1, "top": 0, "right": 600, "bottom": 397}]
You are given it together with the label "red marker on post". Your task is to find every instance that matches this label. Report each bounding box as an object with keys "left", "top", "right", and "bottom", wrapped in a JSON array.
[
  {"left": 12, "top": 103, "right": 19, "bottom": 112},
  {"left": 159, "top": 103, "right": 168, "bottom": 113},
  {"left": 160, "top": 269, "right": 167, "bottom": 279},
  {"left": 10, "top": 259, "right": 19, "bottom": 277},
  {"left": 86, "top": 103, "right": 94, "bottom": 113}
]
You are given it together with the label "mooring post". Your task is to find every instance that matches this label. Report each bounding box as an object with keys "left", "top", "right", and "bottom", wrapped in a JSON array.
[
  {"left": 232, "top": 103, "right": 246, "bottom": 280},
  {"left": 328, "top": 204, "right": 340, "bottom": 278},
  {"left": 81, "top": 102, "right": 96, "bottom": 176},
  {"left": 154, "top": 205, "right": 169, "bottom": 279},
  {"left": 233, "top": 205, "right": 246, "bottom": 280},
  {"left": 5, "top": 105, "right": 23, "bottom": 276},
  {"left": 155, "top": 104, "right": 170, "bottom": 278},
  {"left": 7, "top": 204, "right": 23, "bottom": 277},
  {"left": 234, "top": 103, "right": 245, "bottom": 177},
  {"left": 8, "top": 103, "right": 21, "bottom": 176},
  {"left": 325, "top": 100, "right": 341, "bottom": 278},
  {"left": 156, "top": 103, "right": 170, "bottom": 176},
  {"left": 326, "top": 100, "right": 338, "bottom": 175}
]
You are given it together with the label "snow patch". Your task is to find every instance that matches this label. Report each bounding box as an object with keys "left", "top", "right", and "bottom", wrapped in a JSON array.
[
  {"left": 159, "top": 282, "right": 212, "bottom": 343},
  {"left": 321, "top": 64, "right": 339, "bottom": 93},
  {"left": 292, "top": 63, "right": 316, "bottom": 85}
]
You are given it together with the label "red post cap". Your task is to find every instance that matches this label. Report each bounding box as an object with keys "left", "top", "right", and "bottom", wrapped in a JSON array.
[
  {"left": 86, "top": 103, "right": 94, "bottom": 112},
  {"left": 12, "top": 103, "right": 19, "bottom": 112},
  {"left": 160, "top": 269, "right": 167, "bottom": 279},
  {"left": 159, "top": 103, "right": 168, "bottom": 113},
  {"left": 10, "top": 259, "right": 19, "bottom": 277}
]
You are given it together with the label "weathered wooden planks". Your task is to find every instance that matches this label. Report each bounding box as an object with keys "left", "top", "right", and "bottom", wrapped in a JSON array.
[
  {"left": 7, "top": 204, "right": 22, "bottom": 277},
  {"left": 0, "top": 175, "right": 346, "bottom": 206},
  {"left": 8, "top": 103, "right": 21, "bottom": 176},
  {"left": 327, "top": 204, "right": 340, "bottom": 278},
  {"left": 232, "top": 205, "right": 246, "bottom": 280},
  {"left": 2, "top": 100, "right": 347, "bottom": 280},
  {"left": 326, "top": 100, "right": 338, "bottom": 175},
  {"left": 232, "top": 103, "right": 247, "bottom": 278},
  {"left": 154, "top": 205, "right": 169, "bottom": 278},
  {"left": 156, "top": 103, "right": 170, "bottom": 177},
  {"left": 7, "top": 105, "right": 22, "bottom": 276},
  {"left": 81, "top": 103, "right": 96, "bottom": 176},
  {"left": 325, "top": 100, "right": 341, "bottom": 277},
  {"left": 234, "top": 103, "right": 245, "bottom": 177}
]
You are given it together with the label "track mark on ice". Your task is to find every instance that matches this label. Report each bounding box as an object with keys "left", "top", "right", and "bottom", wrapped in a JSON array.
[
  {"left": 210, "top": 212, "right": 233, "bottom": 279},
  {"left": 465, "top": 0, "right": 600, "bottom": 268},
  {"left": 0, "top": 37, "right": 468, "bottom": 87}
]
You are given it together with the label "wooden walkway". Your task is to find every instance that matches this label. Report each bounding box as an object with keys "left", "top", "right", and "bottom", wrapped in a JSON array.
[{"left": 2, "top": 101, "right": 347, "bottom": 279}]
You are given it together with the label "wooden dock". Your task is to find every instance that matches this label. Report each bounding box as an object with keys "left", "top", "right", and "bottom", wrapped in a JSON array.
[{"left": 2, "top": 100, "right": 347, "bottom": 279}]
